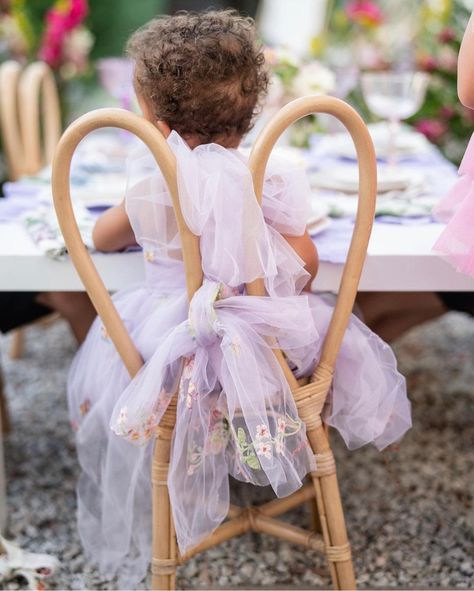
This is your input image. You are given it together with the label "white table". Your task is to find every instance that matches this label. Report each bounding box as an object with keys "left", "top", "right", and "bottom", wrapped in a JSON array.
[{"left": 1, "top": 219, "right": 474, "bottom": 292}]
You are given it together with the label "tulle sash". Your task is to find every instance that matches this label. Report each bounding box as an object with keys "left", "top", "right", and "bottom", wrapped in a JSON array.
[{"left": 110, "top": 280, "right": 317, "bottom": 551}]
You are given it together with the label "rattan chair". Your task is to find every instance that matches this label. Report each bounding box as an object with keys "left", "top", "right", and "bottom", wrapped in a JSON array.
[
  {"left": 51, "top": 96, "right": 377, "bottom": 590},
  {"left": 0, "top": 61, "right": 23, "bottom": 182},
  {"left": 0, "top": 61, "right": 61, "bottom": 361},
  {"left": 0, "top": 60, "right": 61, "bottom": 179},
  {"left": 18, "top": 61, "right": 61, "bottom": 176}
]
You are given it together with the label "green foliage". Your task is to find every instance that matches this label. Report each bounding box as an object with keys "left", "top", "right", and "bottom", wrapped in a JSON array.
[{"left": 88, "top": 0, "right": 169, "bottom": 59}]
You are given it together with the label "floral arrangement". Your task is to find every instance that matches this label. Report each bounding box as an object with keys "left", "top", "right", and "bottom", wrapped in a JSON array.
[
  {"left": 326, "top": 0, "right": 473, "bottom": 163},
  {"left": 410, "top": 1, "right": 474, "bottom": 162},
  {"left": 38, "top": 0, "right": 93, "bottom": 79},
  {"left": 0, "top": 0, "right": 93, "bottom": 80},
  {"left": 263, "top": 46, "right": 336, "bottom": 146}
]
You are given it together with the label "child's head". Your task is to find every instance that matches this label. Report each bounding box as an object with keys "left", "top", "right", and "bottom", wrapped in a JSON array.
[{"left": 127, "top": 10, "right": 268, "bottom": 147}]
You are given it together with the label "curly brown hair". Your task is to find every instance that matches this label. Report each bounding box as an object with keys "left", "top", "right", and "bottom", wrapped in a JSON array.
[{"left": 127, "top": 10, "right": 269, "bottom": 145}]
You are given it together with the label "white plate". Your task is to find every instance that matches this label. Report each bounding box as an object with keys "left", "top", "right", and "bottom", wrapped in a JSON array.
[
  {"left": 313, "top": 122, "right": 431, "bottom": 161},
  {"left": 307, "top": 215, "right": 331, "bottom": 236},
  {"left": 307, "top": 200, "right": 331, "bottom": 235},
  {"left": 310, "top": 166, "right": 424, "bottom": 193},
  {"left": 309, "top": 199, "right": 330, "bottom": 220}
]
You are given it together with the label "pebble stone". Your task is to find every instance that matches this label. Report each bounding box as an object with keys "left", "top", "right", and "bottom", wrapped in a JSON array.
[{"left": 1, "top": 311, "right": 473, "bottom": 590}]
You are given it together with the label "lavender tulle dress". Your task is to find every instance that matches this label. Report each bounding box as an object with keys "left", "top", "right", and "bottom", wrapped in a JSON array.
[
  {"left": 433, "top": 133, "right": 474, "bottom": 276},
  {"left": 68, "top": 131, "right": 411, "bottom": 587}
]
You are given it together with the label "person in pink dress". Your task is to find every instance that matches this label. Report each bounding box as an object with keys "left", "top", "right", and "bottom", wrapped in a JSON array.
[
  {"left": 67, "top": 10, "right": 411, "bottom": 587},
  {"left": 433, "top": 10, "right": 474, "bottom": 275},
  {"left": 358, "top": 12, "right": 474, "bottom": 341}
]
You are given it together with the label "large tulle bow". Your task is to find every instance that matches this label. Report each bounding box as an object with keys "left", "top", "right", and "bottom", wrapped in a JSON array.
[
  {"left": 110, "top": 280, "right": 317, "bottom": 552},
  {"left": 111, "top": 134, "right": 318, "bottom": 552}
]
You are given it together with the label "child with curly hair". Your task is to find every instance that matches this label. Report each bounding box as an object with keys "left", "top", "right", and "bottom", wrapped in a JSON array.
[{"left": 69, "top": 10, "right": 410, "bottom": 586}]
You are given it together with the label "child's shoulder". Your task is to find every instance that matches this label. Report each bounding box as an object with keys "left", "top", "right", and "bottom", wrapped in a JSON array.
[{"left": 257, "top": 148, "right": 312, "bottom": 236}]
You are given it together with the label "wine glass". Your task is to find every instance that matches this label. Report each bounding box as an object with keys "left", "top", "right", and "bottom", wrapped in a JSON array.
[{"left": 361, "top": 71, "right": 429, "bottom": 165}]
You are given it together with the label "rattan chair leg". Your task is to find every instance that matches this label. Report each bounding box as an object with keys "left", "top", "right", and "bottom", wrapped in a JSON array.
[
  {"left": 9, "top": 330, "right": 24, "bottom": 360},
  {"left": 309, "top": 495, "right": 322, "bottom": 534},
  {"left": 307, "top": 425, "right": 356, "bottom": 590},
  {"left": 151, "top": 432, "right": 177, "bottom": 591},
  {"left": 0, "top": 369, "right": 10, "bottom": 435}
]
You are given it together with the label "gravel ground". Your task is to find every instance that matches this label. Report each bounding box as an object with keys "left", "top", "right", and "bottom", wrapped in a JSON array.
[{"left": 1, "top": 312, "right": 473, "bottom": 590}]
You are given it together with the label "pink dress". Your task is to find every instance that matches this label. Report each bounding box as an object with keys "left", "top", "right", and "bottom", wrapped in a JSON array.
[
  {"left": 433, "top": 133, "right": 474, "bottom": 275},
  {"left": 68, "top": 131, "right": 411, "bottom": 587}
]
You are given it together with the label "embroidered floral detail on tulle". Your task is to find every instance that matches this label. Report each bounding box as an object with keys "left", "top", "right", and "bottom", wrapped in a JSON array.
[
  {"left": 218, "top": 284, "right": 240, "bottom": 299},
  {"left": 144, "top": 249, "right": 155, "bottom": 262},
  {"left": 179, "top": 357, "right": 198, "bottom": 409},
  {"left": 230, "top": 338, "right": 241, "bottom": 357},
  {"left": 185, "top": 411, "right": 305, "bottom": 478},
  {"left": 187, "top": 410, "right": 230, "bottom": 475},
  {"left": 100, "top": 324, "right": 110, "bottom": 341},
  {"left": 80, "top": 398, "right": 91, "bottom": 417},
  {"left": 111, "top": 390, "right": 170, "bottom": 445}
]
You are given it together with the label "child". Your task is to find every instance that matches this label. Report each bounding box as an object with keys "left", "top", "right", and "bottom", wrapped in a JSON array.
[
  {"left": 433, "top": 10, "right": 474, "bottom": 275},
  {"left": 68, "top": 10, "right": 410, "bottom": 586}
]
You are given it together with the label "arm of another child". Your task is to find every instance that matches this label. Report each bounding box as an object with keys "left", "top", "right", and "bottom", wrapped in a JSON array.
[
  {"left": 92, "top": 201, "right": 137, "bottom": 252},
  {"left": 283, "top": 231, "right": 319, "bottom": 292},
  {"left": 458, "top": 11, "right": 474, "bottom": 108}
]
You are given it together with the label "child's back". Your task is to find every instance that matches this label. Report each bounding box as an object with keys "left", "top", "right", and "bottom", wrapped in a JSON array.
[{"left": 69, "top": 10, "right": 410, "bottom": 587}]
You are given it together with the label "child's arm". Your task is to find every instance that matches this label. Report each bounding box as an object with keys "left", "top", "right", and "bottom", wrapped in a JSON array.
[
  {"left": 458, "top": 11, "right": 474, "bottom": 108},
  {"left": 92, "top": 201, "right": 137, "bottom": 252},
  {"left": 284, "top": 231, "right": 319, "bottom": 291}
]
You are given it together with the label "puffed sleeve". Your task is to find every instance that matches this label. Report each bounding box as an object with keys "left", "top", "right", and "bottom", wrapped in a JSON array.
[{"left": 261, "top": 155, "right": 312, "bottom": 237}]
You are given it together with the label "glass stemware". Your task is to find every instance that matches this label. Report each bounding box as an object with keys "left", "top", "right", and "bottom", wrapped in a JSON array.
[{"left": 361, "top": 71, "right": 429, "bottom": 165}]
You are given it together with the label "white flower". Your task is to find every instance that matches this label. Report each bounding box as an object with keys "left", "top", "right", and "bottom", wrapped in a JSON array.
[
  {"left": 291, "top": 61, "right": 335, "bottom": 98},
  {"left": 275, "top": 439, "right": 284, "bottom": 455},
  {"left": 118, "top": 407, "right": 128, "bottom": 426}
]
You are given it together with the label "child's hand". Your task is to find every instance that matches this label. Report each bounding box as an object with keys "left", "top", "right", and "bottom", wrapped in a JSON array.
[{"left": 92, "top": 200, "right": 137, "bottom": 252}]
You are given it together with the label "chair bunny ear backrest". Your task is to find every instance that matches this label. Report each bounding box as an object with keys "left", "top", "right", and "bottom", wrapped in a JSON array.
[
  {"left": 52, "top": 108, "right": 202, "bottom": 379},
  {"left": 248, "top": 96, "right": 377, "bottom": 375},
  {"left": 0, "top": 61, "right": 24, "bottom": 181},
  {"left": 19, "top": 61, "right": 62, "bottom": 175}
]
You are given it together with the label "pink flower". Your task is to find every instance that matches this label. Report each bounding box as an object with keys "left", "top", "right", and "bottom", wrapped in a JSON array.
[
  {"left": 438, "top": 27, "right": 456, "bottom": 44},
  {"left": 439, "top": 106, "right": 455, "bottom": 120},
  {"left": 38, "top": 0, "right": 89, "bottom": 68},
  {"left": 277, "top": 417, "right": 286, "bottom": 433},
  {"left": 462, "top": 107, "right": 474, "bottom": 124},
  {"left": 256, "top": 441, "right": 272, "bottom": 459},
  {"left": 415, "top": 119, "right": 448, "bottom": 143},
  {"left": 345, "top": 1, "right": 383, "bottom": 27},
  {"left": 255, "top": 424, "right": 270, "bottom": 440},
  {"left": 417, "top": 53, "right": 438, "bottom": 73},
  {"left": 438, "top": 46, "right": 458, "bottom": 73}
]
